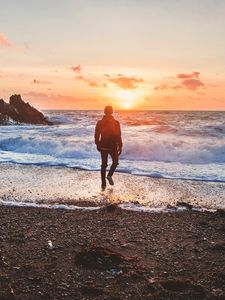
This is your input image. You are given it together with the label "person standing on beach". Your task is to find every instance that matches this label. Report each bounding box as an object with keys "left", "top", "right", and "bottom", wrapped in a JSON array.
[{"left": 95, "top": 106, "right": 122, "bottom": 188}]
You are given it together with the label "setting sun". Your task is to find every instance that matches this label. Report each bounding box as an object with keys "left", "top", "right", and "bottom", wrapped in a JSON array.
[
  {"left": 114, "top": 90, "right": 141, "bottom": 109},
  {"left": 122, "top": 102, "right": 132, "bottom": 109}
]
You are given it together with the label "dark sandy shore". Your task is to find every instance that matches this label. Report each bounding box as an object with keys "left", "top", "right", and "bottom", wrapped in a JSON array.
[{"left": 0, "top": 205, "right": 225, "bottom": 300}]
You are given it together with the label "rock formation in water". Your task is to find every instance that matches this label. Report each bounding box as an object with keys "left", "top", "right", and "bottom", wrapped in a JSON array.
[{"left": 0, "top": 94, "right": 51, "bottom": 125}]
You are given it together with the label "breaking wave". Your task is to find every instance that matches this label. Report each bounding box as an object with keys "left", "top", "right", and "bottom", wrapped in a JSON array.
[{"left": 0, "top": 110, "right": 225, "bottom": 181}]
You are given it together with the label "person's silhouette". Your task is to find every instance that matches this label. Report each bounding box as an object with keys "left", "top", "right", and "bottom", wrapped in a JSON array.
[{"left": 95, "top": 106, "right": 122, "bottom": 188}]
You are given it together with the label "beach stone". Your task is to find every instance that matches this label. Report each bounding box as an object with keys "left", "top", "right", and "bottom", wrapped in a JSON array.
[
  {"left": 216, "top": 209, "right": 225, "bottom": 217},
  {"left": 210, "top": 288, "right": 224, "bottom": 298},
  {"left": 75, "top": 246, "right": 136, "bottom": 270},
  {"left": 211, "top": 241, "right": 225, "bottom": 251}
]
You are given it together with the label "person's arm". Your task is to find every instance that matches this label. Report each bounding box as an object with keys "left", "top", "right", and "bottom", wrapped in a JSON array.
[
  {"left": 117, "top": 121, "right": 123, "bottom": 155},
  {"left": 94, "top": 121, "right": 101, "bottom": 151}
]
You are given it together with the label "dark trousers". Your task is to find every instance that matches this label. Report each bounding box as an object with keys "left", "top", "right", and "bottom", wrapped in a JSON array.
[{"left": 100, "top": 150, "right": 119, "bottom": 184}]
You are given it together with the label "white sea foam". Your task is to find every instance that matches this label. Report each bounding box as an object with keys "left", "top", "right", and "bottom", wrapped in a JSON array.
[
  {"left": 0, "top": 199, "right": 217, "bottom": 214},
  {"left": 0, "top": 110, "right": 225, "bottom": 181},
  {"left": 0, "top": 199, "right": 100, "bottom": 211}
]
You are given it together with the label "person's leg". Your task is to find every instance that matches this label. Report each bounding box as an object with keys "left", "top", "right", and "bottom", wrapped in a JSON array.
[
  {"left": 100, "top": 151, "right": 108, "bottom": 186},
  {"left": 108, "top": 150, "right": 119, "bottom": 177}
]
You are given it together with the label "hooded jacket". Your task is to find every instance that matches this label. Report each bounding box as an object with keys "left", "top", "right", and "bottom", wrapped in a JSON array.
[{"left": 95, "top": 115, "right": 122, "bottom": 151}]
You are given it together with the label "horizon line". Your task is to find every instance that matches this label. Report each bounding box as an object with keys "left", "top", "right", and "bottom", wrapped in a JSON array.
[{"left": 41, "top": 109, "right": 225, "bottom": 112}]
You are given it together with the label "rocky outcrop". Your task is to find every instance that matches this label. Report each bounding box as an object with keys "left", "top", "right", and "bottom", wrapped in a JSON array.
[{"left": 0, "top": 94, "right": 51, "bottom": 125}]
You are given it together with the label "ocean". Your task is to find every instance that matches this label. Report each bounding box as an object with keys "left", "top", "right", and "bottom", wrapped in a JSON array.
[{"left": 0, "top": 110, "right": 225, "bottom": 183}]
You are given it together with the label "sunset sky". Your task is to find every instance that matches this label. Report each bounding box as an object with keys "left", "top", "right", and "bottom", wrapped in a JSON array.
[{"left": 0, "top": 0, "right": 225, "bottom": 110}]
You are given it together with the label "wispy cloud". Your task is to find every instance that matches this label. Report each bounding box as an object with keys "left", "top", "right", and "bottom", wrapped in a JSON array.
[
  {"left": 105, "top": 74, "right": 144, "bottom": 90},
  {"left": 71, "top": 65, "right": 105, "bottom": 88},
  {"left": 32, "top": 79, "right": 52, "bottom": 84},
  {"left": 24, "top": 92, "right": 96, "bottom": 103},
  {"left": 154, "top": 71, "right": 205, "bottom": 92},
  {"left": 0, "top": 32, "right": 26, "bottom": 53},
  {"left": 75, "top": 75, "right": 102, "bottom": 87},
  {"left": 177, "top": 72, "right": 200, "bottom": 79},
  {"left": 0, "top": 32, "right": 13, "bottom": 47},
  {"left": 71, "top": 67, "right": 143, "bottom": 90},
  {"left": 154, "top": 84, "right": 182, "bottom": 91},
  {"left": 24, "top": 92, "right": 78, "bottom": 102},
  {"left": 181, "top": 78, "right": 204, "bottom": 91}
]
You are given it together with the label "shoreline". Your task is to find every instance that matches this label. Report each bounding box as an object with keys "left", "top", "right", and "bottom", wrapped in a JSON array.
[
  {"left": 1, "top": 162, "right": 225, "bottom": 210},
  {"left": 0, "top": 197, "right": 218, "bottom": 214},
  {"left": 0, "top": 205, "right": 224, "bottom": 299},
  {"left": 2, "top": 161, "right": 225, "bottom": 184}
]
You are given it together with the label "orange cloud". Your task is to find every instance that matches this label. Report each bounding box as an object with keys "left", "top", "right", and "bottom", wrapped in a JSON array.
[
  {"left": 106, "top": 74, "right": 143, "bottom": 90},
  {"left": 177, "top": 72, "right": 200, "bottom": 79},
  {"left": 24, "top": 92, "right": 95, "bottom": 102},
  {"left": 181, "top": 78, "right": 204, "bottom": 91},
  {"left": 24, "top": 92, "right": 78, "bottom": 102},
  {"left": 72, "top": 65, "right": 98, "bottom": 86},
  {"left": 71, "top": 65, "right": 82, "bottom": 73},
  {"left": 33, "top": 79, "right": 52, "bottom": 84},
  {"left": 155, "top": 71, "right": 205, "bottom": 92},
  {"left": 22, "top": 92, "right": 98, "bottom": 109},
  {"left": 0, "top": 32, "right": 13, "bottom": 47},
  {"left": 75, "top": 75, "right": 103, "bottom": 88},
  {"left": 154, "top": 84, "right": 168, "bottom": 91},
  {"left": 72, "top": 68, "right": 142, "bottom": 90},
  {"left": 154, "top": 84, "right": 182, "bottom": 91}
]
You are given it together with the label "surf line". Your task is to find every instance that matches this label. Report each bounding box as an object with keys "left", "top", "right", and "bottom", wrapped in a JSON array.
[{"left": 0, "top": 199, "right": 217, "bottom": 214}]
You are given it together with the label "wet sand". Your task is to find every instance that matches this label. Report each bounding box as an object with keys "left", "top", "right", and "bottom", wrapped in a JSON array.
[
  {"left": 1, "top": 163, "right": 225, "bottom": 209},
  {"left": 0, "top": 205, "right": 225, "bottom": 299}
]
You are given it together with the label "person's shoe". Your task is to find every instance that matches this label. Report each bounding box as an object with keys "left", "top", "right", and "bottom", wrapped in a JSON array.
[{"left": 107, "top": 175, "right": 114, "bottom": 185}]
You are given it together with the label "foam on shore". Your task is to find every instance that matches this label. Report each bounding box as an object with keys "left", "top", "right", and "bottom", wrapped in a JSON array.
[{"left": 0, "top": 163, "right": 224, "bottom": 211}]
